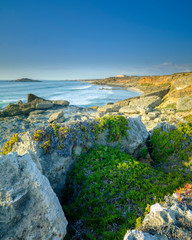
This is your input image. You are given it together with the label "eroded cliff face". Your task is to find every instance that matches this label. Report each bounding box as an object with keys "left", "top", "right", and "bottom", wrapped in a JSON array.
[{"left": 91, "top": 72, "right": 192, "bottom": 111}]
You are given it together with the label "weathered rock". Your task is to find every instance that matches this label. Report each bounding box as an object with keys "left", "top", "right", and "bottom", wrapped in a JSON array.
[
  {"left": 27, "top": 93, "right": 45, "bottom": 103},
  {"left": 97, "top": 104, "right": 121, "bottom": 112},
  {"left": 148, "top": 111, "right": 161, "bottom": 120},
  {"left": 177, "top": 96, "right": 192, "bottom": 111},
  {"left": 119, "top": 106, "right": 140, "bottom": 114},
  {"left": 124, "top": 189, "right": 192, "bottom": 240},
  {"left": 52, "top": 100, "right": 70, "bottom": 106},
  {"left": 48, "top": 111, "right": 64, "bottom": 123},
  {"left": 129, "top": 96, "right": 162, "bottom": 109},
  {"left": 96, "top": 116, "right": 148, "bottom": 157},
  {"left": 0, "top": 152, "right": 67, "bottom": 240},
  {"left": 36, "top": 101, "right": 54, "bottom": 109},
  {"left": 124, "top": 230, "right": 167, "bottom": 240}
]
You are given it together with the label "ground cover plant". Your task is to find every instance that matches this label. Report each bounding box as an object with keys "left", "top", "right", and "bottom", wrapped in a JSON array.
[
  {"left": 150, "top": 116, "right": 192, "bottom": 172},
  {"left": 63, "top": 145, "right": 191, "bottom": 240}
]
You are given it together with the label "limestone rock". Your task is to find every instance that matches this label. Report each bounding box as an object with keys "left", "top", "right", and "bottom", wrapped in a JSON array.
[
  {"left": 129, "top": 96, "right": 162, "bottom": 109},
  {"left": 0, "top": 152, "right": 67, "bottom": 240},
  {"left": 97, "top": 104, "right": 121, "bottom": 112},
  {"left": 52, "top": 100, "right": 70, "bottom": 106},
  {"left": 119, "top": 106, "right": 140, "bottom": 114},
  {"left": 123, "top": 230, "right": 167, "bottom": 240},
  {"left": 48, "top": 111, "right": 64, "bottom": 123},
  {"left": 177, "top": 96, "right": 192, "bottom": 111},
  {"left": 96, "top": 116, "right": 148, "bottom": 157},
  {"left": 27, "top": 93, "right": 45, "bottom": 103},
  {"left": 36, "top": 101, "right": 54, "bottom": 109}
]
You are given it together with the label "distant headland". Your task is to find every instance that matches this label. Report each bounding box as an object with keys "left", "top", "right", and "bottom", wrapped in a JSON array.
[{"left": 14, "top": 78, "right": 41, "bottom": 82}]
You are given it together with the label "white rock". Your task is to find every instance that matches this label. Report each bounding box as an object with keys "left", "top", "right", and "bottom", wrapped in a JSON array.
[
  {"left": 48, "top": 111, "right": 64, "bottom": 123},
  {"left": 0, "top": 152, "right": 67, "bottom": 240}
]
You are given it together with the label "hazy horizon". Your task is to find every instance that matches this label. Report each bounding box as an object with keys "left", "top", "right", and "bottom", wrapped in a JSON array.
[{"left": 0, "top": 0, "right": 192, "bottom": 80}]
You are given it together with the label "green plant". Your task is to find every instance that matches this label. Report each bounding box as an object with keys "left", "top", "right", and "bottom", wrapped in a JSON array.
[
  {"left": 0, "top": 133, "right": 19, "bottom": 155},
  {"left": 140, "top": 147, "right": 148, "bottom": 158},
  {"left": 33, "top": 129, "right": 45, "bottom": 141},
  {"left": 150, "top": 120, "right": 192, "bottom": 166},
  {"left": 40, "top": 140, "right": 51, "bottom": 153},
  {"left": 63, "top": 145, "right": 191, "bottom": 239},
  {"left": 93, "top": 115, "right": 129, "bottom": 142},
  {"left": 50, "top": 123, "right": 59, "bottom": 135}
]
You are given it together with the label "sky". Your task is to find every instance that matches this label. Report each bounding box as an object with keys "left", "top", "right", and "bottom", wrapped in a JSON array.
[{"left": 0, "top": 0, "right": 192, "bottom": 80}]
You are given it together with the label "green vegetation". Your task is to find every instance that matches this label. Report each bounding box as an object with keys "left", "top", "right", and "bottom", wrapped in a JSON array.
[
  {"left": 93, "top": 115, "right": 129, "bottom": 142},
  {"left": 150, "top": 118, "right": 192, "bottom": 168},
  {"left": 63, "top": 145, "right": 191, "bottom": 240},
  {"left": 0, "top": 133, "right": 19, "bottom": 155}
]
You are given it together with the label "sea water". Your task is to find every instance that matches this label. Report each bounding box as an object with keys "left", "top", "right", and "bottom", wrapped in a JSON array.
[{"left": 0, "top": 80, "right": 141, "bottom": 108}]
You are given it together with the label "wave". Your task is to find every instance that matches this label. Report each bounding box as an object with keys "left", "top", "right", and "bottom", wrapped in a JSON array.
[{"left": 70, "top": 85, "right": 92, "bottom": 90}]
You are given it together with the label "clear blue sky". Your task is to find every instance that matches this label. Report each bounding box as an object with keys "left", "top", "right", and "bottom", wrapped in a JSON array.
[{"left": 0, "top": 0, "right": 192, "bottom": 80}]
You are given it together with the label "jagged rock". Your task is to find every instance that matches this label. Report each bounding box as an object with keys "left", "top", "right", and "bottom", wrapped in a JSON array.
[
  {"left": 97, "top": 104, "right": 121, "bottom": 112},
  {"left": 96, "top": 116, "right": 148, "bottom": 157},
  {"left": 177, "top": 96, "right": 192, "bottom": 111},
  {"left": 36, "top": 101, "right": 54, "bottom": 109},
  {"left": 52, "top": 100, "right": 70, "bottom": 106},
  {"left": 0, "top": 152, "right": 67, "bottom": 240},
  {"left": 27, "top": 93, "right": 45, "bottom": 103},
  {"left": 123, "top": 230, "right": 168, "bottom": 240},
  {"left": 11, "top": 116, "right": 148, "bottom": 199},
  {"left": 48, "top": 111, "right": 64, "bottom": 123},
  {"left": 129, "top": 96, "right": 162, "bottom": 109},
  {"left": 119, "top": 106, "right": 140, "bottom": 114},
  {"left": 148, "top": 111, "right": 161, "bottom": 120}
]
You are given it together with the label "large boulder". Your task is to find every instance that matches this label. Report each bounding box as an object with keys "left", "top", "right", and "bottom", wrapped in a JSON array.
[
  {"left": 97, "top": 104, "right": 121, "bottom": 113},
  {"left": 129, "top": 96, "right": 162, "bottom": 109},
  {"left": 36, "top": 101, "right": 54, "bottom": 109},
  {"left": 0, "top": 152, "right": 67, "bottom": 240},
  {"left": 27, "top": 93, "right": 46, "bottom": 103},
  {"left": 52, "top": 100, "right": 70, "bottom": 106}
]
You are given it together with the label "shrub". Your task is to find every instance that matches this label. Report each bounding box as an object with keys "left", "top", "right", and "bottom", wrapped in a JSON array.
[
  {"left": 63, "top": 146, "right": 190, "bottom": 239},
  {"left": 0, "top": 133, "right": 19, "bottom": 155}
]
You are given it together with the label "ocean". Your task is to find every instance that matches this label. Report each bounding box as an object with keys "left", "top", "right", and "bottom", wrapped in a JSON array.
[{"left": 0, "top": 80, "right": 141, "bottom": 108}]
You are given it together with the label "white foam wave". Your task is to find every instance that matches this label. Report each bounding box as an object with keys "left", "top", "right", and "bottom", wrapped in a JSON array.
[{"left": 70, "top": 85, "right": 92, "bottom": 90}]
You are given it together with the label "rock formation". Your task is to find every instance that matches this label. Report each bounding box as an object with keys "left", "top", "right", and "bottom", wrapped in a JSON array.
[{"left": 0, "top": 152, "right": 67, "bottom": 240}]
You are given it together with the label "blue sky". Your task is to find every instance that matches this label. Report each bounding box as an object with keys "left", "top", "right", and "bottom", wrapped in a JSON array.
[{"left": 0, "top": 0, "right": 192, "bottom": 80}]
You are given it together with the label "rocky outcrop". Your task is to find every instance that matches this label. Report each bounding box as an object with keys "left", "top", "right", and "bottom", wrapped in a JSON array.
[
  {"left": 0, "top": 94, "right": 70, "bottom": 118},
  {"left": 0, "top": 152, "right": 67, "bottom": 240},
  {"left": 10, "top": 116, "right": 148, "bottom": 199},
  {"left": 124, "top": 189, "right": 192, "bottom": 240}
]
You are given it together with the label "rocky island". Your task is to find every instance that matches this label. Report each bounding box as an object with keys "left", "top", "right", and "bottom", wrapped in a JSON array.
[
  {"left": 14, "top": 78, "right": 41, "bottom": 82},
  {"left": 0, "top": 72, "right": 192, "bottom": 240}
]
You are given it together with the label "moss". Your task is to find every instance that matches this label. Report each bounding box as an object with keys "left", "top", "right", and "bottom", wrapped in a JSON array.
[
  {"left": 0, "top": 133, "right": 19, "bottom": 155},
  {"left": 63, "top": 145, "right": 191, "bottom": 239},
  {"left": 93, "top": 115, "right": 129, "bottom": 142}
]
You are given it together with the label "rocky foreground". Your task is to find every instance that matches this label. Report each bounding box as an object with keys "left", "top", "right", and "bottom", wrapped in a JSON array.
[{"left": 0, "top": 73, "right": 192, "bottom": 240}]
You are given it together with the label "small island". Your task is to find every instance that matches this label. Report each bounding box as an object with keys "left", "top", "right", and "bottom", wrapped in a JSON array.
[{"left": 14, "top": 78, "right": 41, "bottom": 82}]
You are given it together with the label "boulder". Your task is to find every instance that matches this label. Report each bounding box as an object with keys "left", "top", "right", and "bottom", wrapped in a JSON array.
[
  {"left": 129, "top": 96, "right": 162, "bottom": 109},
  {"left": 97, "top": 104, "right": 121, "bottom": 112},
  {"left": 119, "top": 106, "right": 140, "bottom": 114},
  {"left": 177, "top": 96, "right": 192, "bottom": 111},
  {"left": 36, "top": 101, "right": 54, "bottom": 109},
  {"left": 96, "top": 116, "right": 149, "bottom": 157},
  {"left": 27, "top": 93, "right": 45, "bottom": 103},
  {"left": 52, "top": 100, "right": 70, "bottom": 106},
  {"left": 0, "top": 152, "right": 67, "bottom": 240},
  {"left": 48, "top": 111, "right": 64, "bottom": 123}
]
